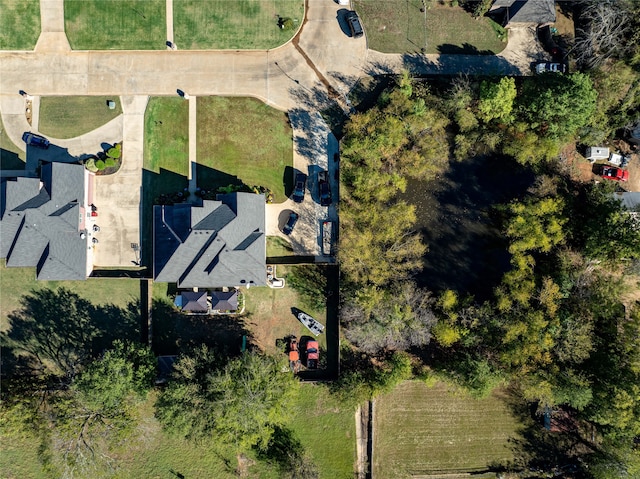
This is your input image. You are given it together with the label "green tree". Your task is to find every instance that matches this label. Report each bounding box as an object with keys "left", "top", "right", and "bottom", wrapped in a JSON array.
[
  {"left": 478, "top": 77, "right": 516, "bottom": 123},
  {"left": 518, "top": 73, "right": 597, "bottom": 140},
  {"left": 156, "top": 347, "right": 299, "bottom": 450}
]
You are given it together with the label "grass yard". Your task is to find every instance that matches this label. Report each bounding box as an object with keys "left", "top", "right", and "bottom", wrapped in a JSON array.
[
  {"left": 142, "top": 97, "right": 189, "bottom": 268},
  {"left": 38, "top": 96, "right": 123, "bottom": 139},
  {"left": 174, "top": 0, "right": 304, "bottom": 50},
  {"left": 267, "top": 235, "right": 295, "bottom": 257},
  {"left": 243, "top": 265, "right": 326, "bottom": 355},
  {"left": 290, "top": 384, "right": 357, "bottom": 479},
  {"left": 0, "top": 115, "right": 26, "bottom": 170},
  {"left": 64, "top": 0, "right": 165, "bottom": 50},
  {"left": 196, "top": 97, "right": 293, "bottom": 203},
  {"left": 0, "top": 0, "right": 40, "bottom": 50},
  {"left": 373, "top": 381, "right": 522, "bottom": 478},
  {"left": 354, "top": 0, "right": 506, "bottom": 54},
  {"left": 0, "top": 260, "right": 141, "bottom": 328}
]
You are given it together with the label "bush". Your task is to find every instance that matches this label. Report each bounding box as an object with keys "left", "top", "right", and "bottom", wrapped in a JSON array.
[
  {"left": 106, "top": 146, "right": 121, "bottom": 159},
  {"left": 278, "top": 17, "right": 295, "bottom": 30},
  {"left": 84, "top": 158, "right": 98, "bottom": 172},
  {"left": 95, "top": 159, "right": 106, "bottom": 170},
  {"left": 105, "top": 158, "right": 116, "bottom": 168}
]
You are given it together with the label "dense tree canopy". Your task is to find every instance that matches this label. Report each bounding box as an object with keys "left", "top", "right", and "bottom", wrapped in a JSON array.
[{"left": 156, "top": 347, "right": 299, "bottom": 450}]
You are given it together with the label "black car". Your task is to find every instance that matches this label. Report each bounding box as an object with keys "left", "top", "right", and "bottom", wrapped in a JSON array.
[
  {"left": 318, "top": 170, "right": 332, "bottom": 206},
  {"left": 292, "top": 173, "right": 307, "bottom": 203},
  {"left": 345, "top": 10, "right": 363, "bottom": 38},
  {"left": 22, "top": 132, "right": 50, "bottom": 149},
  {"left": 283, "top": 212, "right": 299, "bottom": 235}
]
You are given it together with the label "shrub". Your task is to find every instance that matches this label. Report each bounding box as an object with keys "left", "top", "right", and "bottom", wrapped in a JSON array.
[
  {"left": 95, "top": 159, "right": 106, "bottom": 170},
  {"left": 106, "top": 146, "right": 121, "bottom": 159},
  {"left": 105, "top": 158, "right": 116, "bottom": 168},
  {"left": 278, "top": 17, "right": 294, "bottom": 30},
  {"left": 84, "top": 158, "right": 98, "bottom": 172}
]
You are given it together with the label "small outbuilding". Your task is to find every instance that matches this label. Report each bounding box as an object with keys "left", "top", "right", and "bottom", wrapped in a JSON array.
[
  {"left": 585, "top": 146, "right": 610, "bottom": 162},
  {"left": 210, "top": 290, "right": 238, "bottom": 311},
  {"left": 175, "top": 290, "right": 209, "bottom": 313}
]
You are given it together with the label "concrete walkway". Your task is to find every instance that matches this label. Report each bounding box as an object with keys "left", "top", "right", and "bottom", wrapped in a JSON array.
[
  {"left": 35, "top": 0, "right": 70, "bottom": 52},
  {"left": 166, "top": 0, "right": 174, "bottom": 50}
]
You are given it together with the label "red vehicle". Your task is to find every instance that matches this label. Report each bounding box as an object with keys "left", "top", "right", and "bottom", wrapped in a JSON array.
[
  {"left": 288, "top": 338, "right": 300, "bottom": 372},
  {"left": 304, "top": 340, "right": 319, "bottom": 369},
  {"left": 599, "top": 165, "right": 629, "bottom": 182}
]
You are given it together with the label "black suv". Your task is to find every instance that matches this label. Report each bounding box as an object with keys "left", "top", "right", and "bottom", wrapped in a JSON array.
[
  {"left": 345, "top": 11, "right": 363, "bottom": 38},
  {"left": 22, "top": 132, "right": 50, "bottom": 149},
  {"left": 292, "top": 173, "right": 307, "bottom": 203},
  {"left": 318, "top": 170, "right": 332, "bottom": 206}
]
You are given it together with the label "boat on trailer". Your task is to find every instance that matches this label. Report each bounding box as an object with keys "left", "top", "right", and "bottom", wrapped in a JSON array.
[{"left": 297, "top": 312, "right": 325, "bottom": 336}]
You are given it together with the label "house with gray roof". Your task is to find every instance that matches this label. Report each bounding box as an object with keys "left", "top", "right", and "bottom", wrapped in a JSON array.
[
  {"left": 490, "top": 0, "right": 556, "bottom": 27},
  {"left": 0, "top": 162, "right": 94, "bottom": 280},
  {"left": 153, "top": 192, "right": 266, "bottom": 288}
]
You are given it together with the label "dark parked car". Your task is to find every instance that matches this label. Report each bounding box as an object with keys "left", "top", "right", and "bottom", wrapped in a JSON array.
[
  {"left": 318, "top": 170, "right": 332, "bottom": 206},
  {"left": 283, "top": 212, "right": 299, "bottom": 235},
  {"left": 292, "top": 173, "right": 307, "bottom": 203},
  {"left": 345, "top": 10, "right": 363, "bottom": 38},
  {"left": 22, "top": 132, "right": 50, "bottom": 149}
]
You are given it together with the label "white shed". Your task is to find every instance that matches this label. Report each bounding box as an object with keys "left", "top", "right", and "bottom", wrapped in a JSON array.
[{"left": 585, "top": 147, "right": 610, "bottom": 162}]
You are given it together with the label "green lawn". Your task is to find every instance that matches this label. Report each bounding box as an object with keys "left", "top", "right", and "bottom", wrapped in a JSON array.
[
  {"left": 64, "top": 0, "right": 165, "bottom": 50},
  {"left": 38, "top": 96, "right": 123, "bottom": 139},
  {"left": 354, "top": 0, "right": 506, "bottom": 54},
  {"left": 0, "top": 0, "right": 40, "bottom": 50},
  {"left": 373, "top": 381, "right": 523, "bottom": 478},
  {"left": 243, "top": 265, "right": 327, "bottom": 355},
  {"left": 196, "top": 97, "right": 293, "bottom": 203},
  {"left": 174, "top": 0, "right": 304, "bottom": 50},
  {"left": 290, "top": 383, "right": 357, "bottom": 479},
  {"left": 267, "top": 236, "right": 295, "bottom": 258},
  {"left": 0, "top": 260, "right": 141, "bottom": 328},
  {"left": 0, "top": 115, "right": 26, "bottom": 170},
  {"left": 142, "top": 97, "right": 189, "bottom": 268}
]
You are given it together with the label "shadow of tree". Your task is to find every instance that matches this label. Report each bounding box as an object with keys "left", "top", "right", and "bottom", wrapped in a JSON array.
[
  {"left": 256, "top": 425, "right": 318, "bottom": 477},
  {"left": 1, "top": 287, "right": 140, "bottom": 381},
  {"left": 151, "top": 298, "right": 252, "bottom": 356}
]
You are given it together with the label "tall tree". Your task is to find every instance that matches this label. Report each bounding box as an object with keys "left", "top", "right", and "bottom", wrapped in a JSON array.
[{"left": 156, "top": 347, "right": 299, "bottom": 450}]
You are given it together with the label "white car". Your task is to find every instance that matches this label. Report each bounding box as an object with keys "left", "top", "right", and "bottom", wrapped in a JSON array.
[{"left": 534, "top": 62, "right": 567, "bottom": 74}]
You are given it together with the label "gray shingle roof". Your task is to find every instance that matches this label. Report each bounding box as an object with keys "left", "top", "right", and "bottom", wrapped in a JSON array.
[
  {"left": 211, "top": 290, "right": 238, "bottom": 311},
  {"left": 0, "top": 162, "right": 89, "bottom": 280},
  {"left": 154, "top": 193, "right": 266, "bottom": 288},
  {"left": 492, "top": 0, "right": 555, "bottom": 24},
  {"left": 176, "top": 290, "right": 209, "bottom": 312}
]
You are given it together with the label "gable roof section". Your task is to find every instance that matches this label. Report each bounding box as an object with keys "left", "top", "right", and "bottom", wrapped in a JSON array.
[
  {"left": 0, "top": 162, "right": 89, "bottom": 280},
  {"left": 154, "top": 193, "right": 266, "bottom": 288},
  {"left": 491, "top": 0, "right": 555, "bottom": 25}
]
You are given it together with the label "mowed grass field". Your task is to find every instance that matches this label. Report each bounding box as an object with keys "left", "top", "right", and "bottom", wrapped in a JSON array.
[
  {"left": 373, "top": 381, "right": 522, "bottom": 478},
  {"left": 64, "top": 0, "right": 166, "bottom": 50},
  {"left": 196, "top": 96, "right": 293, "bottom": 203},
  {"left": 290, "top": 384, "right": 357, "bottom": 479},
  {"left": 38, "top": 96, "right": 123, "bottom": 139},
  {"left": 0, "top": 0, "right": 40, "bottom": 50},
  {"left": 0, "top": 260, "right": 141, "bottom": 328},
  {"left": 354, "top": 0, "right": 506, "bottom": 54},
  {"left": 174, "top": 0, "right": 304, "bottom": 50}
]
